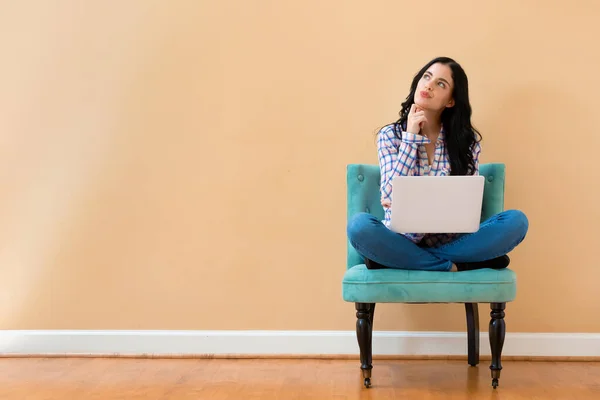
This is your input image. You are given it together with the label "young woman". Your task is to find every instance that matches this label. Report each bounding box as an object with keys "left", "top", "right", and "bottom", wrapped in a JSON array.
[{"left": 347, "top": 57, "right": 529, "bottom": 272}]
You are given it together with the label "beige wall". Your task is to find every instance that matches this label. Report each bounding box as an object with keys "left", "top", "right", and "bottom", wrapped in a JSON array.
[{"left": 1, "top": 0, "right": 598, "bottom": 333}]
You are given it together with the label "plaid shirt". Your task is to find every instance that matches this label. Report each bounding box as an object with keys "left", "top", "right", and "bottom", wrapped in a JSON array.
[{"left": 377, "top": 124, "right": 481, "bottom": 248}]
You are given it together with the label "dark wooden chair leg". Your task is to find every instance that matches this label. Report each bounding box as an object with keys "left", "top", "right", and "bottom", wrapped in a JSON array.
[
  {"left": 489, "top": 302, "right": 506, "bottom": 389},
  {"left": 465, "top": 303, "right": 480, "bottom": 366},
  {"left": 355, "top": 302, "right": 375, "bottom": 388}
]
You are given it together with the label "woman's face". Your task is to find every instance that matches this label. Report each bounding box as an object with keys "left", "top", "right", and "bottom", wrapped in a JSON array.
[{"left": 413, "top": 63, "right": 455, "bottom": 111}]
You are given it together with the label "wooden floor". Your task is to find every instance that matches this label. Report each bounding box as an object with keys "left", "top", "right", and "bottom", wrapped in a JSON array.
[{"left": 0, "top": 358, "right": 599, "bottom": 399}]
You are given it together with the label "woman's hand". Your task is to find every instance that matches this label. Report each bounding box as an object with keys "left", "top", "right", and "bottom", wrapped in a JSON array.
[
  {"left": 406, "top": 104, "right": 427, "bottom": 134},
  {"left": 381, "top": 199, "right": 391, "bottom": 209}
]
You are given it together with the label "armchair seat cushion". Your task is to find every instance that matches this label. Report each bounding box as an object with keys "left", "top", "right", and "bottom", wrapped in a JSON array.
[{"left": 342, "top": 265, "right": 517, "bottom": 303}]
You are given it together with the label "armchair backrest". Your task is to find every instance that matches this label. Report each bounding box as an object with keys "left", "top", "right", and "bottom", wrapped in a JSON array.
[{"left": 346, "top": 163, "right": 506, "bottom": 269}]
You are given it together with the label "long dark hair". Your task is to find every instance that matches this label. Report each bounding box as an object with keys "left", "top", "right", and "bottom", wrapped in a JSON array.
[{"left": 389, "top": 57, "right": 481, "bottom": 175}]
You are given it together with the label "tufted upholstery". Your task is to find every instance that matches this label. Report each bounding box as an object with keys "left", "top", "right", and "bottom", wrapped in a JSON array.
[{"left": 343, "top": 163, "right": 516, "bottom": 304}]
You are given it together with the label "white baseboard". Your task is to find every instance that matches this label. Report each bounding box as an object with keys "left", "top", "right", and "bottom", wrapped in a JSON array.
[{"left": 1, "top": 330, "right": 599, "bottom": 358}]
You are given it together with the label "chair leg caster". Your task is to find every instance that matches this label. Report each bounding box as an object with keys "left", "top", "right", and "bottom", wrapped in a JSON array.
[
  {"left": 491, "top": 368, "right": 501, "bottom": 389},
  {"left": 362, "top": 368, "right": 372, "bottom": 388}
]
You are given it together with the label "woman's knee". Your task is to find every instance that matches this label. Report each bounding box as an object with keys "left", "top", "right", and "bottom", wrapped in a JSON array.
[
  {"left": 504, "top": 209, "right": 529, "bottom": 239},
  {"left": 346, "top": 212, "right": 379, "bottom": 243}
]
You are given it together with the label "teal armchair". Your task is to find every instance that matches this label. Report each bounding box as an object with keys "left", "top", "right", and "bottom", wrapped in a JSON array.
[{"left": 342, "top": 163, "right": 516, "bottom": 390}]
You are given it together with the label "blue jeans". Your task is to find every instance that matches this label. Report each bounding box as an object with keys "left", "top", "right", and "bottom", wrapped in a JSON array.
[{"left": 347, "top": 210, "right": 529, "bottom": 271}]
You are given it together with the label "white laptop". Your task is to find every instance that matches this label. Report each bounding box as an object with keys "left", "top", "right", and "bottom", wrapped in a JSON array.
[{"left": 389, "top": 175, "right": 485, "bottom": 234}]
